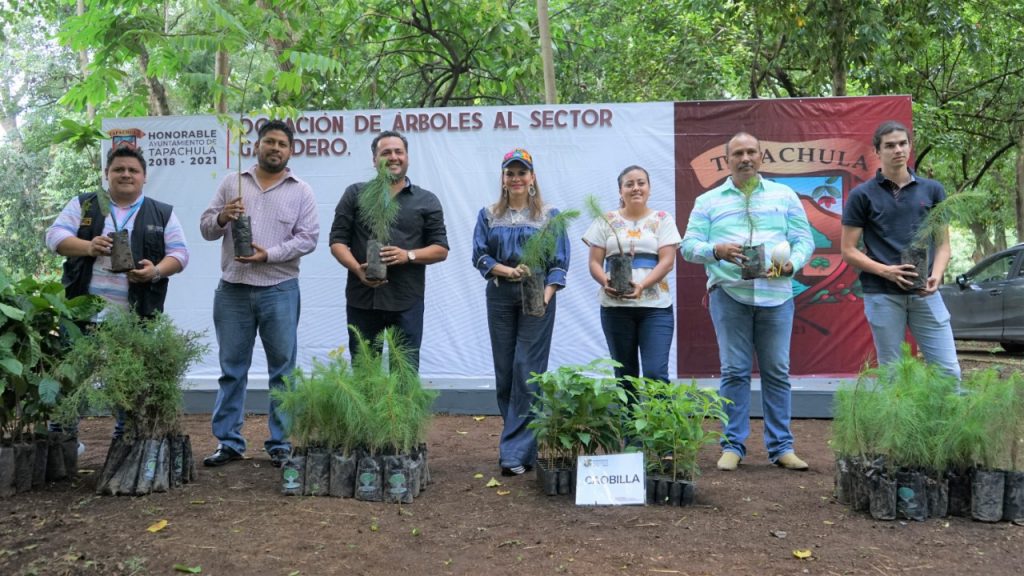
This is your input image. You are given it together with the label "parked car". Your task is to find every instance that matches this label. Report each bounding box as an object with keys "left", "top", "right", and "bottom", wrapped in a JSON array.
[{"left": 938, "top": 243, "right": 1024, "bottom": 353}]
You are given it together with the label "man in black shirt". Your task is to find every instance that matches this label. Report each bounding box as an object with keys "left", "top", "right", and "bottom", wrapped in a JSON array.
[{"left": 329, "top": 131, "right": 449, "bottom": 370}]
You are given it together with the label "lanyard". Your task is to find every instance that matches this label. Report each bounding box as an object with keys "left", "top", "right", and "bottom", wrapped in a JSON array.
[{"left": 110, "top": 200, "right": 142, "bottom": 231}]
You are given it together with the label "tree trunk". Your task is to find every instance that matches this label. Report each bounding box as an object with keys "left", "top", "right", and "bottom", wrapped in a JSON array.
[
  {"left": 138, "top": 48, "right": 172, "bottom": 115},
  {"left": 968, "top": 221, "right": 995, "bottom": 263},
  {"left": 1016, "top": 131, "right": 1024, "bottom": 244},
  {"left": 77, "top": 0, "right": 94, "bottom": 120},
  {"left": 536, "top": 0, "right": 557, "bottom": 104},
  {"left": 829, "top": 0, "right": 847, "bottom": 96},
  {"left": 215, "top": 50, "right": 229, "bottom": 114}
]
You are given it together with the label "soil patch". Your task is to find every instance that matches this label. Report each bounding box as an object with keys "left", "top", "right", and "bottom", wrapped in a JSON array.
[{"left": 2, "top": 415, "right": 1023, "bottom": 576}]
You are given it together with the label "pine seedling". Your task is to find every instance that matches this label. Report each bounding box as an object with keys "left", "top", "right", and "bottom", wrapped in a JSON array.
[
  {"left": 357, "top": 158, "right": 403, "bottom": 244},
  {"left": 584, "top": 195, "right": 625, "bottom": 255}
]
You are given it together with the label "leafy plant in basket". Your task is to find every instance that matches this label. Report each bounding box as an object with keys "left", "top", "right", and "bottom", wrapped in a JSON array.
[
  {"left": 527, "top": 358, "right": 626, "bottom": 495},
  {"left": 0, "top": 269, "right": 101, "bottom": 497},
  {"left": 358, "top": 159, "right": 403, "bottom": 281},
  {"left": 584, "top": 195, "right": 632, "bottom": 294},
  {"left": 55, "top": 308, "right": 207, "bottom": 496},
  {"left": 517, "top": 208, "right": 579, "bottom": 317}
]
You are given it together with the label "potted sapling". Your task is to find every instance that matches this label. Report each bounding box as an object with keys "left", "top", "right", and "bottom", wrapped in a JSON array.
[
  {"left": 738, "top": 182, "right": 768, "bottom": 280},
  {"left": 0, "top": 270, "right": 101, "bottom": 497},
  {"left": 516, "top": 208, "right": 579, "bottom": 317},
  {"left": 625, "top": 377, "right": 728, "bottom": 506},
  {"left": 830, "top": 370, "right": 888, "bottom": 515},
  {"left": 55, "top": 309, "right": 206, "bottom": 496},
  {"left": 584, "top": 195, "right": 632, "bottom": 294},
  {"left": 358, "top": 159, "right": 402, "bottom": 282},
  {"left": 351, "top": 327, "right": 436, "bottom": 503},
  {"left": 527, "top": 359, "right": 626, "bottom": 496},
  {"left": 870, "top": 348, "right": 959, "bottom": 521},
  {"left": 273, "top": 347, "right": 370, "bottom": 498},
  {"left": 899, "top": 190, "right": 980, "bottom": 292},
  {"left": 80, "top": 188, "right": 134, "bottom": 272},
  {"left": 951, "top": 369, "right": 1023, "bottom": 522}
]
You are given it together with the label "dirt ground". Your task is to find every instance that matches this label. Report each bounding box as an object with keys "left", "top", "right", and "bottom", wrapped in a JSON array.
[{"left": 2, "top": 409, "right": 1023, "bottom": 576}]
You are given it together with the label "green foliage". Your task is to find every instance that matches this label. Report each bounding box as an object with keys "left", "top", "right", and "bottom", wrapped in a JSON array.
[
  {"left": 56, "top": 309, "right": 207, "bottom": 440},
  {"left": 583, "top": 195, "right": 624, "bottom": 255},
  {"left": 625, "top": 377, "right": 729, "bottom": 481},
  {"left": 0, "top": 268, "right": 102, "bottom": 442},
  {"left": 945, "top": 369, "right": 1024, "bottom": 471},
  {"left": 274, "top": 327, "right": 436, "bottom": 455},
  {"left": 356, "top": 159, "right": 403, "bottom": 244},
  {"left": 831, "top": 345, "right": 997, "bottom": 473},
  {"left": 1, "top": 0, "right": 1022, "bottom": 263},
  {"left": 273, "top": 349, "right": 368, "bottom": 453},
  {"left": 527, "top": 359, "right": 627, "bottom": 462},
  {"left": 519, "top": 208, "right": 579, "bottom": 272},
  {"left": 868, "top": 347, "right": 960, "bottom": 471}
]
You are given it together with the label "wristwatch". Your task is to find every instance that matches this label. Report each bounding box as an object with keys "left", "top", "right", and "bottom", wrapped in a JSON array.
[
  {"left": 407, "top": 250, "right": 417, "bottom": 263},
  {"left": 151, "top": 267, "right": 163, "bottom": 283}
]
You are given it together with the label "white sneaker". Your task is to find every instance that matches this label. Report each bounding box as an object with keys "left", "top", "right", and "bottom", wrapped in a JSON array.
[{"left": 77, "top": 441, "right": 86, "bottom": 457}]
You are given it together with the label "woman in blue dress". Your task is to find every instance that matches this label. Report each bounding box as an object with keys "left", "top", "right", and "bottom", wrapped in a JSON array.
[{"left": 472, "top": 148, "right": 571, "bottom": 476}]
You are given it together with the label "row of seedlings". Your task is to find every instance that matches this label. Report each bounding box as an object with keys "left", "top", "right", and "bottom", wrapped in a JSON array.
[
  {"left": 274, "top": 327, "right": 436, "bottom": 503},
  {"left": 832, "top": 345, "right": 1024, "bottom": 522}
]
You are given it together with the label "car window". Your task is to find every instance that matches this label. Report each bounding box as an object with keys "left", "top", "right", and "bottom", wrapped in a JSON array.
[{"left": 971, "top": 253, "right": 1017, "bottom": 283}]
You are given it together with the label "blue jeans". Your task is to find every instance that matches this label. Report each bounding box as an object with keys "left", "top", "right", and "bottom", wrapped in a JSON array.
[
  {"left": 347, "top": 300, "right": 425, "bottom": 371},
  {"left": 486, "top": 280, "right": 556, "bottom": 469},
  {"left": 709, "top": 289, "right": 795, "bottom": 461},
  {"left": 600, "top": 306, "right": 674, "bottom": 393},
  {"left": 211, "top": 279, "right": 299, "bottom": 455},
  {"left": 863, "top": 292, "right": 961, "bottom": 380}
]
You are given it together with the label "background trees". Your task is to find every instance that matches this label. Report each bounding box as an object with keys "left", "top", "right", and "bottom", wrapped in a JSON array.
[{"left": 1, "top": 0, "right": 1021, "bottom": 275}]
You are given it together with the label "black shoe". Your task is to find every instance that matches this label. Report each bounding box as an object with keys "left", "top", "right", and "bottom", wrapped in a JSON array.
[
  {"left": 203, "top": 446, "right": 242, "bottom": 467},
  {"left": 269, "top": 449, "right": 289, "bottom": 468},
  {"left": 501, "top": 464, "right": 533, "bottom": 477}
]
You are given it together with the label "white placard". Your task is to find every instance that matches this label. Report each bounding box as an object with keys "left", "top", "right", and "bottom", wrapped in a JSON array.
[{"left": 575, "top": 453, "right": 646, "bottom": 506}]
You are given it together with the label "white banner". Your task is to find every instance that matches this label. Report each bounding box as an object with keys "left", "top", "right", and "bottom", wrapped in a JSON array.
[{"left": 102, "top": 103, "right": 677, "bottom": 389}]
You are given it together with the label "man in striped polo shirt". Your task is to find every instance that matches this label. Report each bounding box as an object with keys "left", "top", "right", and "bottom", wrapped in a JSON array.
[{"left": 681, "top": 132, "right": 814, "bottom": 472}]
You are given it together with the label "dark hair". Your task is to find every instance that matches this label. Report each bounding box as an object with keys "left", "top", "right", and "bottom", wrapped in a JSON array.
[
  {"left": 872, "top": 121, "right": 911, "bottom": 151},
  {"left": 258, "top": 119, "right": 294, "bottom": 145},
  {"left": 724, "top": 132, "right": 759, "bottom": 155},
  {"left": 617, "top": 165, "right": 649, "bottom": 188},
  {"left": 106, "top": 146, "right": 147, "bottom": 175},
  {"left": 616, "top": 165, "right": 650, "bottom": 208},
  {"left": 371, "top": 131, "right": 409, "bottom": 156}
]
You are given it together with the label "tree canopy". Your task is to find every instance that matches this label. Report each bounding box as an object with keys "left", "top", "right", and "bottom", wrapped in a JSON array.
[{"left": 1, "top": 0, "right": 1022, "bottom": 275}]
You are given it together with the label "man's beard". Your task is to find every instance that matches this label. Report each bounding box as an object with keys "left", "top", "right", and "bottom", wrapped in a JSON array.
[{"left": 259, "top": 155, "right": 287, "bottom": 173}]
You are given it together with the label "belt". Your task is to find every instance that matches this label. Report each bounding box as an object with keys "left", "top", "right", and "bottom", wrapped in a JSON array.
[{"left": 604, "top": 253, "right": 658, "bottom": 272}]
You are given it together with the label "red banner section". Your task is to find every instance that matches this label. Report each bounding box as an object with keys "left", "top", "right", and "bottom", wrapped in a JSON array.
[{"left": 674, "top": 96, "right": 913, "bottom": 377}]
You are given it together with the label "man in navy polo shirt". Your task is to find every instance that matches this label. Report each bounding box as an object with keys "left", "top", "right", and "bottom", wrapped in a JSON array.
[{"left": 840, "top": 121, "right": 961, "bottom": 379}]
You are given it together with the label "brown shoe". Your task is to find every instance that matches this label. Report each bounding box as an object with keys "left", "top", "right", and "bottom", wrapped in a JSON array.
[
  {"left": 717, "top": 452, "right": 741, "bottom": 471},
  {"left": 776, "top": 452, "right": 809, "bottom": 470}
]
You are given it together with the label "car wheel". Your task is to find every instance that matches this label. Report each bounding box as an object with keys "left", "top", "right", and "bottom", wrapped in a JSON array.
[{"left": 1000, "top": 342, "right": 1024, "bottom": 354}]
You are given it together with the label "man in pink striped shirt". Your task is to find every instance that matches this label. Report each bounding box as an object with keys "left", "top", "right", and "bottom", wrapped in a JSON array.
[{"left": 199, "top": 120, "right": 319, "bottom": 468}]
